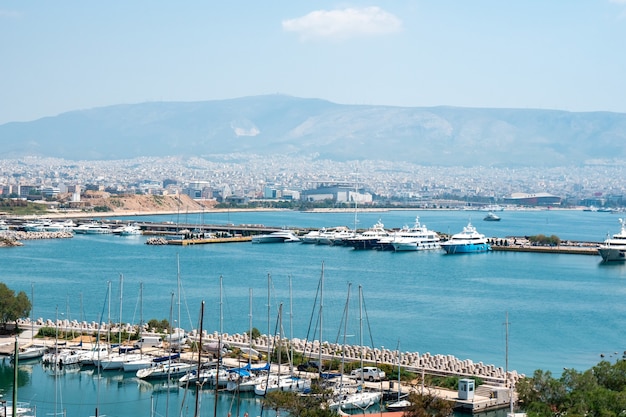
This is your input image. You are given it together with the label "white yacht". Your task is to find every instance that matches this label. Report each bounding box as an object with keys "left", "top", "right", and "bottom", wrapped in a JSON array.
[
  {"left": 344, "top": 220, "right": 389, "bottom": 250},
  {"left": 251, "top": 230, "right": 300, "bottom": 243},
  {"left": 381, "top": 217, "right": 441, "bottom": 251},
  {"left": 440, "top": 221, "right": 491, "bottom": 254},
  {"left": 74, "top": 221, "right": 113, "bottom": 234},
  {"left": 598, "top": 218, "right": 626, "bottom": 262}
]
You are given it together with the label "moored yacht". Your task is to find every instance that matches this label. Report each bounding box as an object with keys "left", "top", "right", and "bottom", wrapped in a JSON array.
[
  {"left": 344, "top": 220, "right": 389, "bottom": 250},
  {"left": 598, "top": 218, "right": 626, "bottom": 262},
  {"left": 74, "top": 221, "right": 112, "bottom": 234},
  {"left": 380, "top": 217, "right": 441, "bottom": 251},
  {"left": 251, "top": 230, "right": 300, "bottom": 243},
  {"left": 441, "top": 222, "right": 491, "bottom": 254}
]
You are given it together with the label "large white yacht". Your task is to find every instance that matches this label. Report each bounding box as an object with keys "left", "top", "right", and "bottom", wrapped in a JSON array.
[
  {"left": 598, "top": 218, "right": 626, "bottom": 262},
  {"left": 251, "top": 230, "right": 300, "bottom": 243},
  {"left": 440, "top": 221, "right": 491, "bottom": 254},
  {"left": 378, "top": 216, "right": 441, "bottom": 251}
]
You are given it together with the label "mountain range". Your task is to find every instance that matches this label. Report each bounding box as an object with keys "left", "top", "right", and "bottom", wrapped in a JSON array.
[{"left": 1, "top": 94, "right": 625, "bottom": 167}]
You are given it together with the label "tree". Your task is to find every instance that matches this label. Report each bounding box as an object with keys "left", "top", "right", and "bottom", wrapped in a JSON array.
[
  {"left": 402, "top": 390, "right": 454, "bottom": 417},
  {"left": 263, "top": 383, "right": 338, "bottom": 417},
  {"left": 517, "top": 360, "right": 626, "bottom": 417},
  {"left": 0, "top": 283, "right": 32, "bottom": 331}
]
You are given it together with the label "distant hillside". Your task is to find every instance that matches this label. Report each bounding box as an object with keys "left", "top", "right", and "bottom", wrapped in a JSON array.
[{"left": 1, "top": 95, "right": 625, "bottom": 167}]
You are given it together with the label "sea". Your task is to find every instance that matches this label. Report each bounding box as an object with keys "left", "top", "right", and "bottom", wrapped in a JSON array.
[{"left": 1, "top": 208, "right": 626, "bottom": 417}]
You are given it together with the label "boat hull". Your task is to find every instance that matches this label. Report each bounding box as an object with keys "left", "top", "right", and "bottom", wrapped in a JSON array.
[
  {"left": 598, "top": 247, "right": 626, "bottom": 262},
  {"left": 441, "top": 243, "right": 491, "bottom": 254}
]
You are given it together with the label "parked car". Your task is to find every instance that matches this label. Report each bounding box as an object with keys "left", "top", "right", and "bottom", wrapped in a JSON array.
[
  {"left": 297, "top": 360, "right": 322, "bottom": 372},
  {"left": 350, "top": 366, "right": 386, "bottom": 381}
]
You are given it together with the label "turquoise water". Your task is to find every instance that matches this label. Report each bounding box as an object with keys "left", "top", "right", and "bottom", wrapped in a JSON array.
[{"left": 1, "top": 209, "right": 625, "bottom": 416}]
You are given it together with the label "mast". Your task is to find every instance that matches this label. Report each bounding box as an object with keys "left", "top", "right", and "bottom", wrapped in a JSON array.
[
  {"left": 248, "top": 288, "right": 253, "bottom": 368},
  {"left": 213, "top": 276, "right": 223, "bottom": 417},
  {"left": 267, "top": 273, "right": 272, "bottom": 364},
  {"left": 119, "top": 273, "right": 123, "bottom": 350},
  {"left": 359, "top": 285, "right": 364, "bottom": 385},
  {"left": 177, "top": 254, "right": 182, "bottom": 341},
  {"left": 194, "top": 300, "right": 204, "bottom": 417},
  {"left": 289, "top": 274, "right": 294, "bottom": 374},
  {"left": 12, "top": 335, "right": 18, "bottom": 417},
  {"left": 165, "top": 291, "right": 174, "bottom": 417},
  {"left": 339, "top": 283, "right": 352, "bottom": 388},
  {"left": 353, "top": 171, "right": 359, "bottom": 231},
  {"left": 319, "top": 262, "right": 324, "bottom": 378},
  {"left": 139, "top": 282, "right": 144, "bottom": 355}
]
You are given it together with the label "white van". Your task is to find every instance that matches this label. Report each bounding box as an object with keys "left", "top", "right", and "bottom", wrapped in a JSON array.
[{"left": 134, "top": 336, "right": 163, "bottom": 348}]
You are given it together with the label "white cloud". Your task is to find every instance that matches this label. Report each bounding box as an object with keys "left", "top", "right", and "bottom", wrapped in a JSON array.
[{"left": 282, "top": 7, "right": 402, "bottom": 41}]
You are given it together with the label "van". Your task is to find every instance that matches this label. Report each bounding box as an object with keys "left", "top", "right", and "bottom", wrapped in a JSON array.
[{"left": 134, "top": 336, "right": 163, "bottom": 349}]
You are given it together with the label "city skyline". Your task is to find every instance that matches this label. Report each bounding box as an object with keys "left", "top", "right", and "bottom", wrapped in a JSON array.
[
  {"left": 0, "top": 155, "right": 623, "bottom": 208},
  {"left": 2, "top": 1, "right": 626, "bottom": 125}
]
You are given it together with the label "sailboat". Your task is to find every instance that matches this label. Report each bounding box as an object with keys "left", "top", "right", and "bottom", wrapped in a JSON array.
[
  {"left": 11, "top": 285, "right": 47, "bottom": 362},
  {"left": 6, "top": 336, "right": 36, "bottom": 417},
  {"left": 136, "top": 291, "right": 194, "bottom": 380},
  {"left": 385, "top": 340, "right": 411, "bottom": 411},
  {"left": 329, "top": 285, "right": 382, "bottom": 411}
]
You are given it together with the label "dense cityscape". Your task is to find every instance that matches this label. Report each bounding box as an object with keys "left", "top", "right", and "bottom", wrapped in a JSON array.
[{"left": 0, "top": 155, "right": 624, "bottom": 209}]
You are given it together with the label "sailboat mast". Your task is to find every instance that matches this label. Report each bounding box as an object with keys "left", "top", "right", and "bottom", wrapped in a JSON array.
[
  {"left": 248, "top": 288, "right": 253, "bottom": 368},
  {"left": 340, "top": 283, "right": 352, "bottom": 380},
  {"left": 214, "top": 277, "right": 223, "bottom": 417},
  {"left": 505, "top": 311, "right": 509, "bottom": 374},
  {"left": 119, "top": 273, "right": 123, "bottom": 348},
  {"left": 289, "top": 274, "right": 294, "bottom": 374},
  {"left": 194, "top": 300, "right": 204, "bottom": 417},
  {"left": 359, "top": 285, "right": 364, "bottom": 384},
  {"left": 13, "top": 335, "right": 18, "bottom": 416},
  {"left": 177, "top": 254, "right": 181, "bottom": 340},
  {"left": 319, "top": 262, "right": 324, "bottom": 377},
  {"left": 267, "top": 273, "right": 271, "bottom": 363}
]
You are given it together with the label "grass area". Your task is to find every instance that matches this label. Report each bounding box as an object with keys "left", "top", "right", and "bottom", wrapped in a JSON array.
[{"left": 0, "top": 199, "right": 49, "bottom": 216}]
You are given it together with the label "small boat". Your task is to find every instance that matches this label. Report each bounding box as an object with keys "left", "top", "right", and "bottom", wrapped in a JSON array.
[
  {"left": 179, "top": 364, "right": 230, "bottom": 388},
  {"left": 483, "top": 212, "right": 501, "bottom": 221},
  {"left": 136, "top": 361, "right": 196, "bottom": 380},
  {"left": 114, "top": 223, "right": 142, "bottom": 235},
  {"left": 11, "top": 345, "right": 47, "bottom": 361},
  {"left": 441, "top": 222, "right": 491, "bottom": 254},
  {"left": 598, "top": 218, "right": 626, "bottom": 262},
  {"left": 251, "top": 230, "right": 300, "bottom": 243}
]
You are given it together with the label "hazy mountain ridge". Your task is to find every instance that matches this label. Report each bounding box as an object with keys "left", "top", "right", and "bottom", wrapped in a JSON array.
[{"left": 2, "top": 95, "right": 625, "bottom": 166}]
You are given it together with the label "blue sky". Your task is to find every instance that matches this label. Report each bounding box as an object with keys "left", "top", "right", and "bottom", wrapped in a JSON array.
[{"left": 2, "top": 1, "right": 626, "bottom": 124}]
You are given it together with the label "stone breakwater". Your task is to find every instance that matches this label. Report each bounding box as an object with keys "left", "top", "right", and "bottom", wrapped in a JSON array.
[
  {"left": 17, "top": 317, "right": 523, "bottom": 387},
  {"left": 1, "top": 231, "right": 74, "bottom": 240}
]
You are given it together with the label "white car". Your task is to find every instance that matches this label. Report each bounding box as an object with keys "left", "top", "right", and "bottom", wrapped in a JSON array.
[{"left": 350, "top": 366, "right": 386, "bottom": 381}]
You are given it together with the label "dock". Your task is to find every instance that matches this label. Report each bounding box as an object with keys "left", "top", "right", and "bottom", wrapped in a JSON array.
[{"left": 165, "top": 236, "right": 252, "bottom": 245}]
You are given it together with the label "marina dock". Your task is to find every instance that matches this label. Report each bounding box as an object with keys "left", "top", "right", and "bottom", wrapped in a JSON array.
[{"left": 6, "top": 318, "right": 522, "bottom": 413}]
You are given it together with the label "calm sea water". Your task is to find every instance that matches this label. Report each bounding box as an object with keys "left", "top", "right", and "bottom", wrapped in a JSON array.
[{"left": 1, "top": 209, "right": 626, "bottom": 417}]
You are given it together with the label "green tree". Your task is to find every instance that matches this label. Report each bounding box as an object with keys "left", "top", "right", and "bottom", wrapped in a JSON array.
[
  {"left": 402, "top": 390, "right": 454, "bottom": 417},
  {"left": 263, "top": 382, "right": 338, "bottom": 417},
  {"left": 0, "top": 283, "right": 32, "bottom": 331},
  {"left": 517, "top": 360, "right": 626, "bottom": 417}
]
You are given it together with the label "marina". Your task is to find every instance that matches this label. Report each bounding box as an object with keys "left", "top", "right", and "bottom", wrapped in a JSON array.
[{"left": 1, "top": 209, "right": 626, "bottom": 416}]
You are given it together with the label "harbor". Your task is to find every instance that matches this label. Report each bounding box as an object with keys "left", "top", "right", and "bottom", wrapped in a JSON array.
[
  {"left": 1, "top": 209, "right": 625, "bottom": 417},
  {"left": 2, "top": 317, "right": 521, "bottom": 414}
]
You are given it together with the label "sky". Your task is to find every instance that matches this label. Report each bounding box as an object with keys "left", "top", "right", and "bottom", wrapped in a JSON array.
[{"left": 2, "top": 0, "right": 626, "bottom": 125}]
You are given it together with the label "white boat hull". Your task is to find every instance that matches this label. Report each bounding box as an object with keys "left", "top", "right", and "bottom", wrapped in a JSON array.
[{"left": 598, "top": 247, "right": 626, "bottom": 262}]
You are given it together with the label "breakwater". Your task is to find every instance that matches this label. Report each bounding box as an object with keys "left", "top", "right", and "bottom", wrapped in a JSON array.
[{"left": 14, "top": 317, "right": 522, "bottom": 387}]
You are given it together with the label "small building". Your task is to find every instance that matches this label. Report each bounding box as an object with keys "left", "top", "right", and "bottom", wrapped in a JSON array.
[{"left": 458, "top": 378, "right": 475, "bottom": 400}]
